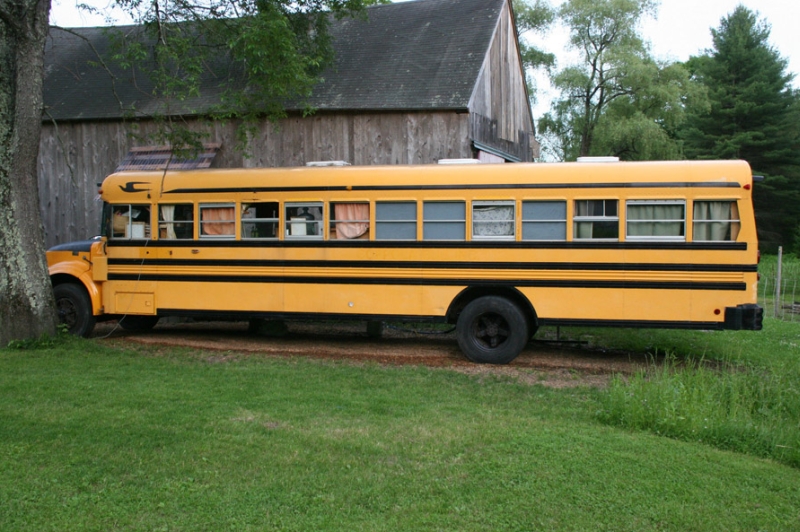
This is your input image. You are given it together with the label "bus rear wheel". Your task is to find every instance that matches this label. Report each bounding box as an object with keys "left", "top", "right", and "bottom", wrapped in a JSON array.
[
  {"left": 54, "top": 283, "right": 96, "bottom": 338},
  {"left": 456, "top": 296, "right": 529, "bottom": 364}
]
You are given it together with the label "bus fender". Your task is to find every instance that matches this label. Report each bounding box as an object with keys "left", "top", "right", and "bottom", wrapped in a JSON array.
[
  {"left": 446, "top": 285, "right": 537, "bottom": 330},
  {"left": 49, "top": 263, "right": 103, "bottom": 316}
]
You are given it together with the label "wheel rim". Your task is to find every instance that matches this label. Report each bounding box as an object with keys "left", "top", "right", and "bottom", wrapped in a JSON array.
[
  {"left": 56, "top": 297, "right": 78, "bottom": 329},
  {"left": 470, "top": 312, "right": 510, "bottom": 350}
]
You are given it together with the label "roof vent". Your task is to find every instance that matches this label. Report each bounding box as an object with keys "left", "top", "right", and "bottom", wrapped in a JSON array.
[
  {"left": 437, "top": 158, "right": 481, "bottom": 165},
  {"left": 305, "top": 160, "right": 351, "bottom": 167},
  {"left": 576, "top": 156, "right": 619, "bottom": 163}
]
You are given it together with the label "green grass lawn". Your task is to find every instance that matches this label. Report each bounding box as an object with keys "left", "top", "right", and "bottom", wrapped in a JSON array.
[{"left": 2, "top": 333, "right": 800, "bottom": 531}]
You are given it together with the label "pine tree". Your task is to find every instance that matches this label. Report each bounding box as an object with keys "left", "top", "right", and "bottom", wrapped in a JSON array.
[{"left": 681, "top": 6, "right": 800, "bottom": 251}]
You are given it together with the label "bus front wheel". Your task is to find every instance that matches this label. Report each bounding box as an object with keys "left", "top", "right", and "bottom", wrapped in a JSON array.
[
  {"left": 54, "top": 283, "right": 96, "bottom": 338},
  {"left": 456, "top": 296, "right": 529, "bottom": 364}
]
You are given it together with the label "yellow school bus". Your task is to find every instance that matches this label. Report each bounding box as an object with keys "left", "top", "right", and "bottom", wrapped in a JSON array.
[{"left": 47, "top": 159, "right": 763, "bottom": 363}]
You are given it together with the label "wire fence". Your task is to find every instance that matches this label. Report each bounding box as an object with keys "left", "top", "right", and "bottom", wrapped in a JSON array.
[{"left": 758, "top": 248, "right": 800, "bottom": 321}]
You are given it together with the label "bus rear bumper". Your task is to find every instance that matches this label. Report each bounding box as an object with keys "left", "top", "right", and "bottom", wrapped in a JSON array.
[{"left": 724, "top": 304, "right": 764, "bottom": 330}]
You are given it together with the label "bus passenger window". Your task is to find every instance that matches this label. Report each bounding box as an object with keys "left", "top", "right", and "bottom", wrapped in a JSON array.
[
  {"left": 199, "top": 204, "right": 235, "bottom": 238},
  {"left": 423, "top": 201, "right": 465, "bottom": 241},
  {"left": 376, "top": 202, "right": 417, "bottom": 240},
  {"left": 574, "top": 200, "right": 618, "bottom": 240},
  {"left": 626, "top": 200, "right": 685, "bottom": 240},
  {"left": 522, "top": 201, "right": 566, "bottom": 241},
  {"left": 159, "top": 204, "right": 194, "bottom": 239},
  {"left": 330, "top": 203, "right": 369, "bottom": 240},
  {"left": 472, "top": 201, "right": 514, "bottom": 239},
  {"left": 111, "top": 204, "right": 151, "bottom": 239},
  {"left": 693, "top": 201, "right": 740, "bottom": 241},
  {"left": 286, "top": 203, "right": 323, "bottom": 238},
  {"left": 242, "top": 202, "right": 278, "bottom": 239}
]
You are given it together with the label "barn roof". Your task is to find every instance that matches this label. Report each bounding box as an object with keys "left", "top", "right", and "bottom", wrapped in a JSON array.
[{"left": 43, "top": 0, "right": 507, "bottom": 121}]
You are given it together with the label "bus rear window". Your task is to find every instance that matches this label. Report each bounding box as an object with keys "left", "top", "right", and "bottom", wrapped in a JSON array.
[{"left": 693, "top": 201, "right": 740, "bottom": 241}]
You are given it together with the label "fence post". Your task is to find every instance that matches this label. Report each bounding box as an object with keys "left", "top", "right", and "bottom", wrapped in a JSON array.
[{"left": 775, "top": 246, "right": 783, "bottom": 318}]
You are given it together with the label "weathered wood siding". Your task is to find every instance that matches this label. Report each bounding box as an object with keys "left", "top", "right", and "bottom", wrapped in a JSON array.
[
  {"left": 469, "top": 0, "right": 537, "bottom": 160},
  {"left": 38, "top": 111, "right": 471, "bottom": 247}
]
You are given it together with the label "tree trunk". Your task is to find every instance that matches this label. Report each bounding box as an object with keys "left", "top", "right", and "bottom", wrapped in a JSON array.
[{"left": 0, "top": 0, "right": 57, "bottom": 345}]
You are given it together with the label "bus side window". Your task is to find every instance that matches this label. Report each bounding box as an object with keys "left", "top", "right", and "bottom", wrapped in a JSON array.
[
  {"left": 521, "top": 201, "right": 566, "bottom": 241},
  {"left": 111, "top": 204, "right": 151, "bottom": 239},
  {"left": 159, "top": 204, "right": 194, "bottom": 239},
  {"left": 286, "top": 203, "right": 323, "bottom": 238},
  {"left": 242, "top": 202, "right": 279, "bottom": 239},
  {"left": 331, "top": 203, "right": 370, "bottom": 240},
  {"left": 693, "top": 201, "right": 740, "bottom": 241},
  {"left": 423, "top": 201, "right": 465, "bottom": 241},
  {"left": 472, "top": 201, "right": 514, "bottom": 240},
  {"left": 376, "top": 202, "right": 417, "bottom": 240},
  {"left": 573, "top": 200, "right": 618, "bottom": 240},
  {"left": 626, "top": 200, "right": 685, "bottom": 241},
  {"left": 199, "top": 203, "right": 235, "bottom": 238}
]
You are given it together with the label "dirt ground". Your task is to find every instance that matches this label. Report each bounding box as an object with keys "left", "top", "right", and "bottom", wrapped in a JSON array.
[{"left": 95, "top": 319, "right": 655, "bottom": 388}]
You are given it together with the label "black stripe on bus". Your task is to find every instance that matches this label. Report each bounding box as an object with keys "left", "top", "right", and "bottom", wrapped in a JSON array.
[
  {"left": 107, "top": 258, "right": 758, "bottom": 273},
  {"left": 163, "top": 181, "right": 743, "bottom": 194},
  {"left": 537, "top": 318, "right": 725, "bottom": 330},
  {"left": 106, "top": 273, "right": 746, "bottom": 291},
  {"left": 108, "top": 240, "right": 749, "bottom": 251},
  {"left": 150, "top": 309, "right": 725, "bottom": 332}
]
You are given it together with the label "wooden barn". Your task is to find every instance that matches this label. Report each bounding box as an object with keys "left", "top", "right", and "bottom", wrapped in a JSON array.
[{"left": 39, "top": 0, "right": 537, "bottom": 247}]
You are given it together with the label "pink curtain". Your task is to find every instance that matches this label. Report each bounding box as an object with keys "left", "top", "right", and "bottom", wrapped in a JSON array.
[
  {"left": 202, "top": 207, "right": 235, "bottom": 236},
  {"left": 335, "top": 204, "right": 369, "bottom": 239}
]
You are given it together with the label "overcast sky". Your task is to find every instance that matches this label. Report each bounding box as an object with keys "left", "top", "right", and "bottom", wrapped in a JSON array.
[{"left": 49, "top": 0, "right": 800, "bottom": 98}]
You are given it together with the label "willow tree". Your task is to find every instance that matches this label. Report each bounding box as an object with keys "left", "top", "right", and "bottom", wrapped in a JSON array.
[
  {"left": 0, "top": 0, "right": 373, "bottom": 344},
  {"left": 538, "top": 0, "right": 693, "bottom": 161}
]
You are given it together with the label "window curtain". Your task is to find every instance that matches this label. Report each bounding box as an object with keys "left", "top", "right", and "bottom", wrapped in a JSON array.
[
  {"left": 694, "top": 201, "right": 735, "bottom": 241},
  {"left": 335, "top": 204, "right": 369, "bottom": 239},
  {"left": 473, "top": 206, "right": 514, "bottom": 236},
  {"left": 627, "top": 205, "right": 684, "bottom": 237},
  {"left": 202, "top": 207, "right": 235, "bottom": 236},
  {"left": 160, "top": 205, "right": 176, "bottom": 239},
  {"left": 574, "top": 201, "right": 593, "bottom": 238}
]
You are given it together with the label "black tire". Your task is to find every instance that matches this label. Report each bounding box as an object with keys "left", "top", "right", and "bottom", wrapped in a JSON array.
[
  {"left": 118, "top": 315, "right": 160, "bottom": 332},
  {"left": 54, "top": 283, "right": 96, "bottom": 337},
  {"left": 456, "top": 296, "right": 529, "bottom": 364}
]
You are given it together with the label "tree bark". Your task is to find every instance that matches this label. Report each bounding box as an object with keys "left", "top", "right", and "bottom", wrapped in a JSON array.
[{"left": 0, "top": 0, "right": 58, "bottom": 345}]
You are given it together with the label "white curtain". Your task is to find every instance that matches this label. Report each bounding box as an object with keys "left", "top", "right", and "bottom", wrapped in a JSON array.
[
  {"left": 160, "top": 205, "right": 176, "bottom": 239},
  {"left": 473, "top": 206, "right": 514, "bottom": 236},
  {"left": 627, "top": 204, "right": 684, "bottom": 237},
  {"left": 694, "top": 201, "right": 739, "bottom": 241}
]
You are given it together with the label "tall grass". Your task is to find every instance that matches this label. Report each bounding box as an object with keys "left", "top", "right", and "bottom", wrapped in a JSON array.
[
  {"left": 597, "top": 355, "right": 800, "bottom": 467},
  {"left": 591, "top": 317, "right": 800, "bottom": 468}
]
